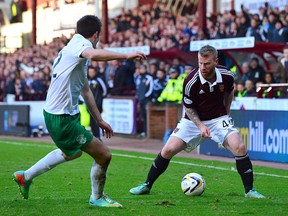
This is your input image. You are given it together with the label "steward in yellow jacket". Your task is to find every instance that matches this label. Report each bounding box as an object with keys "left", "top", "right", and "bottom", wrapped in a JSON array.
[{"left": 157, "top": 67, "right": 182, "bottom": 104}]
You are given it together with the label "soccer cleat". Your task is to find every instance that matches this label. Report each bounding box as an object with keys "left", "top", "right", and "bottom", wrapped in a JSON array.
[
  {"left": 129, "top": 183, "right": 150, "bottom": 195},
  {"left": 89, "top": 194, "right": 122, "bottom": 207},
  {"left": 245, "top": 189, "right": 265, "bottom": 198},
  {"left": 13, "top": 171, "right": 32, "bottom": 199}
]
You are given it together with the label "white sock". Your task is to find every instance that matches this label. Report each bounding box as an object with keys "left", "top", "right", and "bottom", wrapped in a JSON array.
[
  {"left": 90, "top": 162, "right": 106, "bottom": 200},
  {"left": 24, "top": 149, "right": 66, "bottom": 181}
]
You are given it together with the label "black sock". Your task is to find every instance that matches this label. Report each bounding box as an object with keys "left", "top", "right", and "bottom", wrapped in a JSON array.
[
  {"left": 145, "top": 152, "right": 170, "bottom": 190},
  {"left": 235, "top": 154, "right": 253, "bottom": 193}
]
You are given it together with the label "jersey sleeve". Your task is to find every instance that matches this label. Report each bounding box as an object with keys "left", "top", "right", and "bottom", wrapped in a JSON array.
[
  {"left": 182, "top": 71, "right": 197, "bottom": 109},
  {"left": 70, "top": 34, "right": 93, "bottom": 58},
  {"left": 227, "top": 71, "right": 235, "bottom": 93}
]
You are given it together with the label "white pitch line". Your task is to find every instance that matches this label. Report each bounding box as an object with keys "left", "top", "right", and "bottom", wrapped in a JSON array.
[
  {"left": 1, "top": 140, "right": 287, "bottom": 179},
  {"left": 0, "top": 140, "right": 56, "bottom": 149},
  {"left": 112, "top": 153, "right": 288, "bottom": 179}
]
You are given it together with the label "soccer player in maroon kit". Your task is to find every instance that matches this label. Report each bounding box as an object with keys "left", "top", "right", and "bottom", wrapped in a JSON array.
[{"left": 129, "top": 45, "right": 265, "bottom": 198}]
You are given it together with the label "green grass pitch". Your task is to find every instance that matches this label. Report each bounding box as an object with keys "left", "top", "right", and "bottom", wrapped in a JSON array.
[{"left": 0, "top": 138, "right": 287, "bottom": 216}]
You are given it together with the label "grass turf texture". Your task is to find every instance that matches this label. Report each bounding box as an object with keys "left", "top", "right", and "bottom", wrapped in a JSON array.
[{"left": 0, "top": 138, "right": 287, "bottom": 216}]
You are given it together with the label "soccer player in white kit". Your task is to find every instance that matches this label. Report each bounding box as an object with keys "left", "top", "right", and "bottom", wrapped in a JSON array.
[
  {"left": 13, "top": 15, "right": 146, "bottom": 207},
  {"left": 129, "top": 45, "right": 265, "bottom": 199}
]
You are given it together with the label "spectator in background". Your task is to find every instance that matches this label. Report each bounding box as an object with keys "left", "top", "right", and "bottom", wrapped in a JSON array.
[
  {"left": 218, "top": 22, "right": 228, "bottom": 38},
  {"left": 179, "top": 65, "right": 193, "bottom": 81},
  {"left": 149, "top": 62, "right": 158, "bottom": 78},
  {"left": 236, "top": 81, "right": 247, "bottom": 97},
  {"left": 275, "top": 45, "right": 288, "bottom": 98},
  {"left": 158, "top": 60, "right": 166, "bottom": 72},
  {"left": 227, "top": 22, "right": 241, "bottom": 37},
  {"left": 258, "top": 6, "right": 267, "bottom": 22},
  {"left": 243, "top": 79, "right": 256, "bottom": 97},
  {"left": 238, "top": 4, "right": 251, "bottom": 36},
  {"left": 246, "top": 57, "right": 266, "bottom": 85},
  {"left": 271, "top": 20, "right": 288, "bottom": 43},
  {"left": 179, "top": 33, "right": 191, "bottom": 52},
  {"left": 88, "top": 66, "right": 108, "bottom": 139},
  {"left": 10, "top": 0, "right": 23, "bottom": 23},
  {"left": 265, "top": 12, "right": 277, "bottom": 42},
  {"left": 105, "top": 60, "right": 119, "bottom": 90},
  {"left": 31, "top": 72, "right": 46, "bottom": 100},
  {"left": 172, "top": 58, "right": 184, "bottom": 75},
  {"left": 275, "top": 45, "right": 288, "bottom": 84},
  {"left": 96, "top": 61, "right": 108, "bottom": 83},
  {"left": 246, "top": 18, "right": 266, "bottom": 42},
  {"left": 0, "top": 67, "right": 6, "bottom": 101},
  {"left": 135, "top": 64, "right": 154, "bottom": 137},
  {"left": 152, "top": 69, "right": 167, "bottom": 102},
  {"left": 157, "top": 67, "right": 182, "bottom": 104},
  {"left": 14, "top": 77, "right": 25, "bottom": 100},
  {"left": 240, "top": 61, "right": 251, "bottom": 84},
  {"left": 208, "top": 26, "right": 221, "bottom": 39},
  {"left": 6, "top": 72, "right": 16, "bottom": 96},
  {"left": 111, "top": 60, "right": 135, "bottom": 96},
  {"left": 181, "top": 1, "right": 194, "bottom": 16}
]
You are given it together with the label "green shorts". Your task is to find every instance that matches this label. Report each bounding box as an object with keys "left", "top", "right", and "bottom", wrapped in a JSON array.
[{"left": 43, "top": 110, "right": 93, "bottom": 156}]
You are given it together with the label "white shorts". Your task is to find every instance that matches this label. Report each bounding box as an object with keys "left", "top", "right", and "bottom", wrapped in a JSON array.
[{"left": 170, "top": 115, "right": 239, "bottom": 152}]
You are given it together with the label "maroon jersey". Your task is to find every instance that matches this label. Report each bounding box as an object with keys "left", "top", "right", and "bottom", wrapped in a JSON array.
[{"left": 183, "top": 65, "right": 235, "bottom": 120}]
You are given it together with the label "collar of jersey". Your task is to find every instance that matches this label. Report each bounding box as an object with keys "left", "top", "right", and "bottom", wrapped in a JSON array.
[{"left": 199, "top": 68, "right": 222, "bottom": 86}]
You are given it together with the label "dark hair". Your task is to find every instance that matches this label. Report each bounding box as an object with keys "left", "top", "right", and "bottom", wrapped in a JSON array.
[
  {"left": 140, "top": 64, "right": 147, "bottom": 70},
  {"left": 76, "top": 15, "right": 102, "bottom": 38},
  {"left": 251, "top": 57, "right": 259, "bottom": 63}
]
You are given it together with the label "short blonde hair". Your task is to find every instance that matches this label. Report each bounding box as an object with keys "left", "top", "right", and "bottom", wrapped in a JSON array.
[{"left": 199, "top": 45, "right": 218, "bottom": 59}]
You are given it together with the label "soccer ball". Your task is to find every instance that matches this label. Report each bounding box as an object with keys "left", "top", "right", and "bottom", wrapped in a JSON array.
[{"left": 181, "top": 173, "right": 206, "bottom": 196}]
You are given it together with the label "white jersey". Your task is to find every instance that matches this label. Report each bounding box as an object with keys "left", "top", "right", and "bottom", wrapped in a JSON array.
[{"left": 44, "top": 34, "right": 92, "bottom": 115}]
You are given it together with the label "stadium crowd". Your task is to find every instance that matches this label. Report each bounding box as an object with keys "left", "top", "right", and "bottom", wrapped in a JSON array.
[{"left": 0, "top": 1, "right": 288, "bottom": 105}]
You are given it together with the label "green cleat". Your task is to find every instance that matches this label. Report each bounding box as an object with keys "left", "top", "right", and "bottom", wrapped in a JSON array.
[
  {"left": 89, "top": 194, "right": 122, "bottom": 207},
  {"left": 245, "top": 189, "right": 265, "bottom": 199},
  {"left": 129, "top": 183, "right": 150, "bottom": 195},
  {"left": 13, "top": 171, "right": 32, "bottom": 199}
]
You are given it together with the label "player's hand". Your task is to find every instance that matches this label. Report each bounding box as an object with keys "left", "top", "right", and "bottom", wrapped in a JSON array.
[
  {"left": 98, "top": 120, "right": 114, "bottom": 138},
  {"left": 126, "top": 52, "right": 147, "bottom": 61},
  {"left": 199, "top": 124, "right": 211, "bottom": 138}
]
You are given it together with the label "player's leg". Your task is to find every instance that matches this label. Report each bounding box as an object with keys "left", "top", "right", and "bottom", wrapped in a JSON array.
[
  {"left": 81, "top": 137, "right": 122, "bottom": 207},
  {"left": 224, "top": 132, "right": 265, "bottom": 198},
  {"left": 13, "top": 149, "right": 80, "bottom": 199},
  {"left": 129, "top": 118, "right": 200, "bottom": 195},
  {"left": 129, "top": 136, "right": 186, "bottom": 195},
  {"left": 147, "top": 136, "right": 187, "bottom": 186},
  {"left": 13, "top": 111, "right": 91, "bottom": 199}
]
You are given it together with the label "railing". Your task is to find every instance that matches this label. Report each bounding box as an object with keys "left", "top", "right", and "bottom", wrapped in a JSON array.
[{"left": 256, "top": 83, "right": 288, "bottom": 99}]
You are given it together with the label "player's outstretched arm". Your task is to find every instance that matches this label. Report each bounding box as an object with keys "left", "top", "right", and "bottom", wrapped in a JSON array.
[{"left": 81, "top": 47, "right": 146, "bottom": 62}]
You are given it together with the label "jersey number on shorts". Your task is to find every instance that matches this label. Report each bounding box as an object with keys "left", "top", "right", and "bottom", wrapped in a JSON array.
[{"left": 222, "top": 118, "right": 233, "bottom": 128}]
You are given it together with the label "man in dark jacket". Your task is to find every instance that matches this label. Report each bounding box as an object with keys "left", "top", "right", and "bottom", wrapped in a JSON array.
[
  {"left": 135, "top": 64, "right": 154, "bottom": 136},
  {"left": 88, "top": 66, "right": 108, "bottom": 139}
]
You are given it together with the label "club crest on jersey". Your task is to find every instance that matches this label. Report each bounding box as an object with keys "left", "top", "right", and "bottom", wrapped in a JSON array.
[
  {"left": 199, "top": 89, "right": 205, "bottom": 94},
  {"left": 219, "top": 84, "right": 224, "bottom": 92},
  {"left": 76, "top": 134, "right": 87, "bottom": 144}
]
